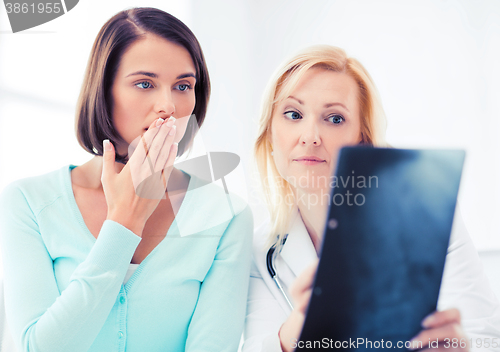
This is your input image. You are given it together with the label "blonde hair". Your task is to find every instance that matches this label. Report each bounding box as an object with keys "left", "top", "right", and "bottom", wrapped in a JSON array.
[{"left": 254, "top": 45, "right": 388, "bottom": 250}]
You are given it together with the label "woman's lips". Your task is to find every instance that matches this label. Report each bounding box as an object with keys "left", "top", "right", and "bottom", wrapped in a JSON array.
[{"left": 293, "top": 156, "right": 326, "bottom": 165}]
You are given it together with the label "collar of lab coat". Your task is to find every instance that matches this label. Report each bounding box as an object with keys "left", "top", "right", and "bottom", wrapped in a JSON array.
[{"left": 279, "top": 209, "right": 318, "bottom": 277}]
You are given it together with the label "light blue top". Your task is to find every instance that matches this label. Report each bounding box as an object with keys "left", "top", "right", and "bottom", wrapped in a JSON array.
[{"left": 0, "top": 165, "right": 253, "bottom": 352}]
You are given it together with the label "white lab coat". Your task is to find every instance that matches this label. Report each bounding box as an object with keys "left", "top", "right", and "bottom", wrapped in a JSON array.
[{"left": 243, "top": 206, "right": 500, "bottom": 352}]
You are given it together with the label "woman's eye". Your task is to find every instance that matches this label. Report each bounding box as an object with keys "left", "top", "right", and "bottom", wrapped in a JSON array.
[
  {"left": 328, "top": 115, "right": 345, "bottom": 124},
  {"left": 284, "top": 111, "right": 302, "bottom": 120},
  {"left": 135, "top": 81, "right": 153, "bottom": 89},
  {"left": 176, "top": 84, "right": 191, "bottom": 92}
]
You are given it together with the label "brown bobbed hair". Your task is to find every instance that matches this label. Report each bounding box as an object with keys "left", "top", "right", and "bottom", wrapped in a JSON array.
[{"left": 75, "top": 7, "right": 210, "bottom": 163}]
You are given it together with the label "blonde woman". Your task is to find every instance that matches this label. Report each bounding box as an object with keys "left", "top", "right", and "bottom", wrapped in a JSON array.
[{"left": 243, "top": 45, "right": 500, "bottom": 352}]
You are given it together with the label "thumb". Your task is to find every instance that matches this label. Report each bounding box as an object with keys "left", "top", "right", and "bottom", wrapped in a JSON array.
[{"left": 102, "top": 139, "right": 116, "bottom": 181}]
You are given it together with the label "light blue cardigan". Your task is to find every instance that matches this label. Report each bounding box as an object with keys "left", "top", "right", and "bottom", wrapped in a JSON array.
[{"left": 0, "top": 165, "right": 253, "bottom": 352}]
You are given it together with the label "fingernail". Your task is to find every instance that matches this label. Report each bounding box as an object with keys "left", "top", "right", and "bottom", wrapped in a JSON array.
[
  {"left": 173, "top": 142, "right": 178, "bottom": 147},
  {"left": 103, "top": 139, "right": 111, "bottom": 151},
  {"left": 166, "top": 116, "right": 176, "bottom": 128},
  {"left": 169, "top": 125, "right": 176, "bottom": 136},
  {"left": 156, "top": 118, "right": 165, "bottom": 127},
  {"left": 422, "top": 314, "right": 435, "bottom": 328}
]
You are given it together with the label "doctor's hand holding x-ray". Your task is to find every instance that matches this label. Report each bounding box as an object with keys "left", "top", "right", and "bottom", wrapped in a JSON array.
[{"left": 279, "top": 262, "right": 467, "bottom": 352}]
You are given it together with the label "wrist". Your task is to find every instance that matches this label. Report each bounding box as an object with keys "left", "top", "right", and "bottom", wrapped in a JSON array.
[{"left": 106, "top": 213, "right": 145, "bottom": 237}]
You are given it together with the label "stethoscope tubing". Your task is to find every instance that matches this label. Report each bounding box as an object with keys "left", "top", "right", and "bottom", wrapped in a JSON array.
[{"left": 266, "top": 244, "right": 294, "bottom": 311}]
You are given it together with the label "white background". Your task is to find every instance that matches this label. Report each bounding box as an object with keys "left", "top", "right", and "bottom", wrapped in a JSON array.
[{"left": 0, "top": 1, "right": 499, "bottom": 251}]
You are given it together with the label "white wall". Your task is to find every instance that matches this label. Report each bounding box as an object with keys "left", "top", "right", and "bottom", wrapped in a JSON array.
[{"left": 187, "top": 0, "right": 500, "bottom": 251}]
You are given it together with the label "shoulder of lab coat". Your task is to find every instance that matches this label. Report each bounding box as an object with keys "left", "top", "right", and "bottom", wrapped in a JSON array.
[
  {"left": 243, "top": 220, "right": 286, "bottom": 352},
  {"left": 438, "top": 204, "right": 500, "bottom": 351},
  {"left": 243, "top": 211, "right": 317, "bottom": 352}
]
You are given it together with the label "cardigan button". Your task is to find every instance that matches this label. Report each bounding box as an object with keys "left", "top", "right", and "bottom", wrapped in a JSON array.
[
  {"left": 118, "top": 331, "right": 124, "bottom": 339},
  {"left": 120, "top": 296, "right": 126, "bottom": 304}
]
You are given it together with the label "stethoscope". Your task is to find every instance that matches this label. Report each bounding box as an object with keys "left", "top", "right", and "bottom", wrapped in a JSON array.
[{"left": 266, "top": 236, "right": 294, "bottom": 311}]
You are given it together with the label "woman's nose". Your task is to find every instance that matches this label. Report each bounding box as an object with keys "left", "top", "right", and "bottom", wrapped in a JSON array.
[
  {"left": 154, "top": 91, "right": 175, "bottom": 118},
  {"left": 300, "top": 120, "right": 321, "bottom": 146}
]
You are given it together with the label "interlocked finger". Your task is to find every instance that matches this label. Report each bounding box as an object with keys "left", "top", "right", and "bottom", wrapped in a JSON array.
[
  {"left": 127, "top": 118, "right": 165, "bottom": 197},
  {"left": 162, "top": 142, "right": 178, "bottom": 187},
  {"left": 136, "top": 120, "right": 163, "bottom": 166},
  {"left": 140, "top": 117, "right": 175, "bottom": 172},
  {"left": 154, "top": 124, "right": 177, "bottom": 174},
  {"left": 141, "top": 134, "right": 155, "bottom": 173}
]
